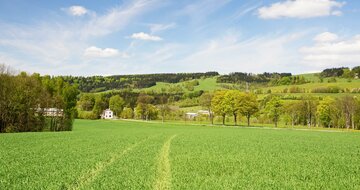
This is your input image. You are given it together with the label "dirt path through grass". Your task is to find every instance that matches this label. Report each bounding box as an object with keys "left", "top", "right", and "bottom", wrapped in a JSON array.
[
  {"left": 67, "top": 137, "right": 153, "bottom": 190},
  {"left": 153, "top": 135, "right": 177, "bottom": 190}
]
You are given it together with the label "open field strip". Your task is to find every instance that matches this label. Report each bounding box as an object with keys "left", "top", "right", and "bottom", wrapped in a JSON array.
[
  {"left": 1, "top": 119, "right": 360, "bottom": 189},
  {"left": 153, "top": 135, "right": 177, "bottom": 190},
  {"left": 118, "top": 118, "right": 349, "bottom": 133}
]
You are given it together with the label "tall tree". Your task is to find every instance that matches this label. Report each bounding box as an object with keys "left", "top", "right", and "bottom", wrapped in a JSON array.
[
  {"left": 239, "top": 93, "right": 259, "bottom": 126},
  {"left": 211, "top": 91, "right": 227, "bottom": 125},
  {"left": 224, "top": 90, "right": 242, "bottom": 125},
  {"left": 283, "top": 101, "right": 301, "bottom": 128},
  {"left": 300, "top": 96, "right": 318, "bottom": 128},
  {"left": 78, "top": 94, "right": 95, "bottom": 111},
  {"left": 136, "top": 93, "right": 154, "bottom": 120},
  {"left": 109, "top": 95, "right": 125, "bottom": 117},
  {"left": 339, "top": 96, "right": 356, "bottom": 129},
  {"left": 265, "top": 96, "right": 282, "bottom": 128},
  {"left": 158, "top": 88, "right": 170, "bottom": 123},
  {"left": 317, "top": 97, "right": 336, "bottom": 128},
  {"left": 93, "top": 95, "right": 108, "bottom": 118},
  {"left": 199, "top": 92, "right": 214, "bottom": 124}
]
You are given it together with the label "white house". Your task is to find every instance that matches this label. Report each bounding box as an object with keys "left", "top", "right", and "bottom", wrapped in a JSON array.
[{"left": 101, "top": 109, "right": 114, "bottom": 119}]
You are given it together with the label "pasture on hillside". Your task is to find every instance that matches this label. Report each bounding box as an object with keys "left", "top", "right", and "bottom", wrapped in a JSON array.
[{"left": 1, "top": 120, "right": 360, "bottom": 189}]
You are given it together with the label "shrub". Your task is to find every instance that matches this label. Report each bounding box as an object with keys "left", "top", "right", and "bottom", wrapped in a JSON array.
[
  {"left": 77, "top": 111, "right": 98, "bottom": 119},
  {"left": 289, "top": 86, "right": 304, "bottom": 93},
  {"left": 311, "top": 86, "right": 341, "bottom": 93},
  {"left": 121, "top": 107, "right": 134, "bottom": 119}
]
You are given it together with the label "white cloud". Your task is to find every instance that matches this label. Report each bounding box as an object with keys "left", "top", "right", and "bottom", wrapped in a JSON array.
[
  {"left": 130, "top": 32, "right": 163, "bottom": 41},
  {"left": 83, "top": 0, "right": 159, "bottom": 37},
  {"left": 175, "top": 32, "right": 304, "bottom": 73},
  {"left": 258, "top": 0, "right": 344, "bottom": 19},
  {"left": 68, "top": 6, "right": 88, "bottom": 16},
  {"left": 300, "top": 33, "right": 360, "bottom": 68},
  {"left": 178, "top": 0, "right": 231, "bottom": 24},
  {"left": 84, "top": 46, "right": 121, "bottom": 58},
  {"left": 314, "top": 32, "right": 339, "bottom": 43},
  {"left": 149, "top": 23, "right": 176, "bottom": 33},
  {"left": 0, "top": 0, "right": 161, "bottom": 75}
]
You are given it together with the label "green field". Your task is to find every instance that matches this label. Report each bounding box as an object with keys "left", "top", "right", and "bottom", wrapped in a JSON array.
[
  {"left": 1, "top": 120, "right": 360, "bottom": 189},
  {"left": 135, "top": 77, "right": 225, "bottom": 93}
]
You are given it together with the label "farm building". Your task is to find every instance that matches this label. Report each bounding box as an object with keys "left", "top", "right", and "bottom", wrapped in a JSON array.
[
  {"left": 101, "top": 109, "right": 114, "bottom": 119},
  {"left": 197, "top": 110, "right": 210, "bottom": 115},
  {"left": 185, "top": 112, "right": 198, "bottom": 119},
  {"left": 186, "top": 110, "right": 211, "bottom": 120}
]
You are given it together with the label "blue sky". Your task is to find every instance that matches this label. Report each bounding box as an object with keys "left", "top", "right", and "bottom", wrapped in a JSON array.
[{"left": 1, "top": 0, "right": 360, "bottom": 76}]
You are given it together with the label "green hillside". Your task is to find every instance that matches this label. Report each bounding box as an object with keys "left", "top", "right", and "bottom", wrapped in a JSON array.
[{"left": 135, "top": 77, "right": 228, "bottom": 93}]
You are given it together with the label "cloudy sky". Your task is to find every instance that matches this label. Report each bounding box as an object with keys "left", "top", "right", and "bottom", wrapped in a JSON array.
[{"left": 0, "top": 0, "right": 360, "bottom": 76}]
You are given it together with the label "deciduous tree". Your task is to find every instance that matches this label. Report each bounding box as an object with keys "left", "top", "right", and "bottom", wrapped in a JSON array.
[
  {"left": 211, "top": 91, "right": 227, "bottom": 125},
  {"left": 239, "top": 93, "right": 259, "bottom": 126},
  {"left": 265, "top": 96, "right": 282, "bottom": 128}
]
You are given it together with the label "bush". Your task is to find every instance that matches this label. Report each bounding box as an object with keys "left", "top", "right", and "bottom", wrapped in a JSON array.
[
  {"left": 77, "top": 111, "right": 98, "bottom": 119},
  {"left": 289, "top": 86, "right": 304, "bottom": 93},
  {"left": 327, "top": 77, "right": 337, "bottom": 83},
  {"left": 311, "top": 86, "right": 342, "bottom": 93},
  {"left": 254, "top": 89, "right": 263, "bottom": 94},
  {"left": 351, "top": 88, "right": 360, "bottom": 93},
  {"left": 121, "top": 107, "right": 134, "bottom": 119}
]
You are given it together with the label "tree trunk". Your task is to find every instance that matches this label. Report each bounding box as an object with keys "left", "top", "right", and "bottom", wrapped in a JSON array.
[
  {"left": 209, "top": 109, "right": 213, "bottom": 125},
  {"left": 247, "top": 114, "right": 250, "bottom": 127},
  {"left": 222, "top": 115, "right": 225, "bottom": 125},
  {"left": 234, "top": 113, "right": 237, "bottom": 126}
]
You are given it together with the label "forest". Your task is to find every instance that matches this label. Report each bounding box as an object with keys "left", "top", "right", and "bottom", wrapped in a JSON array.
[
  {"left": 0, "top": 65, "right": 78, "bottom": 132},
  {"left": 60, "top": 72, "right": 219, "bottom": 92}
]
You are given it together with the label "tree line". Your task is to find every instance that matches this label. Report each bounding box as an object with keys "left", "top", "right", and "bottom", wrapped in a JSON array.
[
  {"left": 78, "top": 88, "right": 360, "bottom": 130},
  {"left": 320, "top": 66, "right": 360, "bottom": 78},
  {"left": 0, "top": 65, "right": 78, "bottom": 133},
  {"left": 208, "top": 91, "right": 360, "bottom": 129},
  {"left": 217, "top": 72, "right": 295, "bottom": 84},
  {"left": 60, "top": 72, "right": 219, "bottom": 92}
]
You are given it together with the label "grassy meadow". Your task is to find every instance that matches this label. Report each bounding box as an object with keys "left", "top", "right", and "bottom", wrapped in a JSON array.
[{"left": 1, "top": 119, "right": 360, "bottom": 189}]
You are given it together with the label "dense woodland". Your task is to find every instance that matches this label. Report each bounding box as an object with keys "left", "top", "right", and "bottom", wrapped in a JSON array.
[
  {"left": 0, "top": 65, "right": 78, "bottom": 133},
  {"left": 60, "top": 72, "right": 219, "bottom": 92}
]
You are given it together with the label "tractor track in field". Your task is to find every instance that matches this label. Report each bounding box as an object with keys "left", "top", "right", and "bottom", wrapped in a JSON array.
[
  {"left": 67, "top": 136, "right": 154, "bottom": 190},
  {"left": 153, "top": 134, "right": 177, "bottom": 190}
]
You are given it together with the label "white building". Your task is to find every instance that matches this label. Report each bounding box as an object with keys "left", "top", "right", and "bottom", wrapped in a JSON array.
[
  {"left": 186, "top": 110, "right": 211, "bottom": 120},
  {"left": 185, "top": 112, "right": 198, "bottom": 119},
  {"left": 197, "top": 110, "right": 210, "bottom": 115},
  {"left": 101, "top": 109, "right": 114, "bottom": 119},
  {"left": 44, "top": 108, "right": 64, "bottom": 117}
]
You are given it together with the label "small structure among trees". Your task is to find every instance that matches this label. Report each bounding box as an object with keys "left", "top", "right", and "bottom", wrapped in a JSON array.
[{"left": 101, "top": 109, "right": 114, "bottom": 119}]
